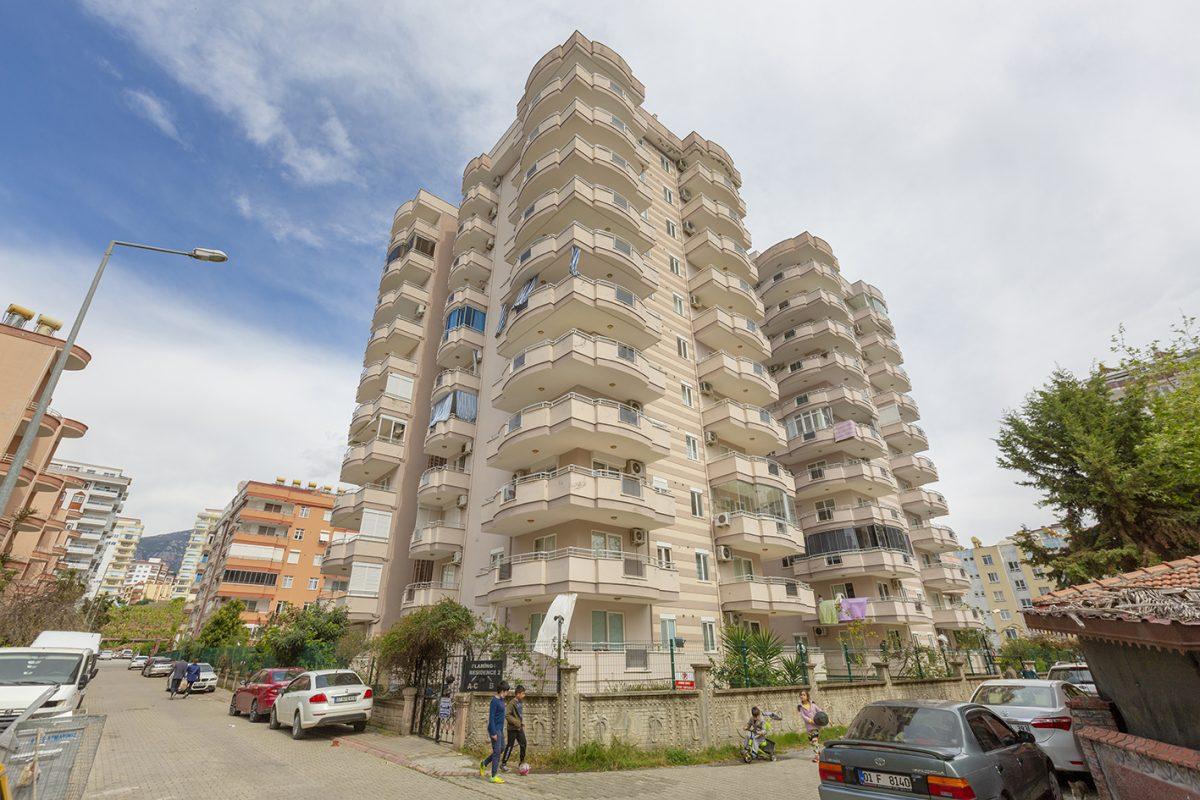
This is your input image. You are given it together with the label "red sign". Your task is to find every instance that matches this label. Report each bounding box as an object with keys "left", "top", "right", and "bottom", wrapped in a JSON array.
[{"left": 675, "top": 679, "right": 695, "bottom": 690}]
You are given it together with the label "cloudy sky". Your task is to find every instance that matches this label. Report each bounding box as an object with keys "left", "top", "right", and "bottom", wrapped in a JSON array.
[{"left": 2, "top": 2, "right": 1198, "bottom": 541}]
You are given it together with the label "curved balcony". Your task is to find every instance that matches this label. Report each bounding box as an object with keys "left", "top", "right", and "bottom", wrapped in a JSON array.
[
  {"left": 331, "top": 484, "right": 395, "bottom": 530},
  {"left": 921, "top": 560, "right": 971, "bottom": 591},
  {"left": 365, "top": 314, "right": 423, "bottom": 362},
  {"left": 706, "top": 452, "right": 793, "bottom": 495},
  {"left": 0, "top": 455, "right": 36, "bottom": 488},
  {"left": 853, "top": 304, "right": 894, "bottom": 336},
  {"left": 409, "top": 523, "right": 466, "bottom": 560},
  {"left": 714, "top": 512, "right": 804, "bottom": 557},
  {"left": 719, "top": 576, "right": 815, "bottom": 616},
  {"left": 461, "top": 153, "right": 493, "bottom": 194},
  {"left": 522, "top": 99, "right": 641, "bottom": 171},
  {"left": 519, "top": 137, "right": 648, "bottom": 212},
  {"left": 679, "top": 161, "right": 744, "bottom": 215},
  {"left": 768, "top": 319, "right": 858, "bottom": 365},
  {"left": 425, "top": 415, "right": 476, "bottom": 457},
  {"left": 445, "top": 285, "right": 490, "bottom": 316},
  {"left": 683, "top": 229, "right": 756, "bottom": 285},
  {"left": 487, "top": 393, "right": 671, "bottom": 470},
  {"left": 511, "top": 178, "right": 655, "bottom": 257},
  {"left": 880, "top": 420, "right": 929, "bottom": 455},
  {"left": 524, "top": 36, "right": 644, "bottom": 111},
  {"left": 901, "top": 488, "right": 949, "bottom": 518},
  {"left": 681, "top": 194, "right": 749, "bottom": 246},
  {"left": 792, "top": 386, "right": 877, "bottom": 425},
  {"left": 60, "top": 417, "right": 88, "bottom": 439},
  {"left": 453, "top": 215, "right": 496, "bottom": 254},
  {"left": 431, "top": 368, "right": 481, "bottom": 401},
  {"left": 18, "top": 404, "right": 61, "bottom": 439},
  {"left": 448, "top": 250, "right": 492, "bottom": 289},
  {"left": 873, "top": 391, "right": 920, "bottom": 423},
  {"left": 505, "top": 222, "right": 658, "bottom": 303},
  {"left": 851, "top": 280, "right": 888, "bottom": 309},
  {"left": 776, "top": 352, "right": 869, "bottom": 398},
  {"left": 797, "top": 501, "right": 908, "bottom": 536},
  {"left": 480, "top": 466, "right": 675, "bottom": 536},
  {"left": 683, "top": 132, "right": 740, "bottom": 188},
  {"left": 804, "top": 595, "right": 932, "bottom": 627},
  {"left": 500, "top": 274, "right": 661, "bottom": 357},
  {"left": 437, "top": 325, "right": 485, "bottom": 370},
  {"left": 688, "top": 268, "right": 763, "bottom": 319},
  {"left": 891, "top": 454, "right": 938, "bottom": 486},
  {"left": 478, "top": 548, "right": 679, "bottom": 607},
  {"left": 380, "top": 249, "right": 435, "bottom": 292},
  {"left": 401, "top": 581, "right": 459, "bottom": 614},
  {"left": 865, "top": 360, "right": 912, "bottom": 393},
  {"left": 762, "top": 288, "right": 851, "bottom": 334},
  {"left": 14, "top": 510, "right": 47, "bottom": 533},
  {"left": 322, "top": 534, "right": 388, "bottom": 575},
  {"left": 701, "top": 400, "right": 786, "bottom": 457},
  {"left": 794, "top": 460, "right": 898, "bottom": 501},
  {"left": 416, "top": 467, "right": 471, "bottom": 509},
  {"left": 757, "top": 259, "right": 846, "bottom": 309},
  {"left": 910, "top": 524, "right": 959, "bottom": 553},
  {"left": 357, "top": 355, "right": 419, "bottom": 403},
  {"left": 932, "top": 604, "right": 984, "bottom": 629},
  {"left": 460, "top": 183, "right": 499, "bottom": 221},
  {"left": 393, "top": 193, "right": 447, "bottom": 238},
  {"left": 692, "top": 307, "right": 770, "bottom": 360},
  {"left": 794, "top": 547, "right": 920, "bottom": 583},
  {"left": 493, "top": 330, "right": 666, "bottom": 412},
  {"left": 696, "top": 352, "right": 777, "bottom": 406},
  {"left": 783, "top": 421, "right": 887, "bottom": 464},
  {"left": 350, "top": 393, "right": 412, "bottom": 439},
  {"left": 859, "top": 332, "right": 903, "bottom": 365},
  {"left": 340, "top": 436, "right": 404, "bottom": 486},
  {"left": 521, "top": 62, "right": 643, "bottom": 135}
]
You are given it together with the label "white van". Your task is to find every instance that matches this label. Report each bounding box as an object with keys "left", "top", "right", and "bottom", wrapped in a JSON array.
[
  {"left": 30, "top": 631, "right": 102, "bottom": 655},
  {"left": 0, "top": 648, "right": 94, "bottom": 728}
]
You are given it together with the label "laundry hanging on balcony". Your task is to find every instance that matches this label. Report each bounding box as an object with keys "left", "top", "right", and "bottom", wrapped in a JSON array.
[
  {"left": 568, "top": 245, "right": 581, "bottom": 275},
  {"left": 428, "top": 390, "right": 478, "bottom": 427},
  {"left": 838, "top": 597, "right": 869, "bottom": 621},
  {"left": 494, "top": 303, "right": 510, "bottom": 338},
  {"left": 512, "top": 274, "right": 539, "bottom": 313}
]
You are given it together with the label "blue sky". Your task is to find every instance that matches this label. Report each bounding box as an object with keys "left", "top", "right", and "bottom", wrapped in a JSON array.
[{"left": 2, "top": 2, "right": 1199, "bottom": 541}]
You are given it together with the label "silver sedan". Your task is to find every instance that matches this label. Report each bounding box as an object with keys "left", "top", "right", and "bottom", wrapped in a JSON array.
[{"left": 971, "top": 679, "right": 1091, "bottom": 775}]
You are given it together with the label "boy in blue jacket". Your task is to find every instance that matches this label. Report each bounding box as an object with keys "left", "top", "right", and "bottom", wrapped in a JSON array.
[{"left": 480, "top": 681, "right": 510, "bottom": 783}]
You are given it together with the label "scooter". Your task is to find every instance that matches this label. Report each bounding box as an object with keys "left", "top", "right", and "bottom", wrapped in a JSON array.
[{"left": 739, "top": 712, "right": 782, "bottom": 763}]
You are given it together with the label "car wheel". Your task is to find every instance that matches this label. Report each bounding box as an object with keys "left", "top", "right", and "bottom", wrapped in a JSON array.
[
  {"left": 351, "top": 721, "right": 367, "bottom": 733},
  {"left": 249, "top": 700, "right": 262, "bottom": 723},
  {"left": 228, "top": 696, "right": 240, "bottom": 716},
  {"left": 1047, "top": 769, "right": 1064, "bottom": 800},
  {"left": 291, "top": 711, "right": 306, "bottom": 740},
  {"left": 268, "top": 706, "right": 281, "bottom": 730}
]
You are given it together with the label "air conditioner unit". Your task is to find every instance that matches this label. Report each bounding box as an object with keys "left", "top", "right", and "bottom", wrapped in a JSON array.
[
  {"left": 491, "top": 175, "right": 503, "bottom": 188},
  {"left": 629, "top": 528, "right": 647, "bottom": 545},
  {"left": 679, "top": 188, "right": 692, "bottom": 202},
  {"left": 461, "top": 442, "right": 472, "bottom": 457},
  {"left": 714, "top": 512, "right": 732, "bottom": 528},
  {"left": 717, "top": 545, "right": 733, "bottom": 561},
  {"left": 414, "top": 304, "right": 427, "bottom": 318},
  {"left": 689, "top": 295, "right": 703, "bottom": 309},
  {"left": 699, "top": 382, "right": 714, "bottom": 396},
  {"left": 456, "top": 494, "right": 469, "bottom": 508},
  {"left": 485, "top": 237, "right": 495, "bottom": 251},
  {"left": 704, "top": 431, "right": 718, "bottom": 446},
  {"left": 624, "top": 459, "right": 645, "bottom": 477},
  {"left": 813, "top": 626, "right": 825, "bottom": 637},
  {"left": 676, "top": 158, "right": 688, "bottom": 171},
  {"left": 625, "top": 399, "right": 643, "bottom": 412},
  {"left": 682, "top": 220, "right": 696, "bottom": 235},
  {"left": 514, "top": 468, "right": 530, "bottom": 478},
  {"left": 450, "top": 551, "right": 462, "bottom": 564}
]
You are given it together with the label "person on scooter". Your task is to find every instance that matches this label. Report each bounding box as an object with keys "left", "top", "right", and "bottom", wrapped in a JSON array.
[{"left": 744, "top": 706, "right": 767, "bottom": 757}]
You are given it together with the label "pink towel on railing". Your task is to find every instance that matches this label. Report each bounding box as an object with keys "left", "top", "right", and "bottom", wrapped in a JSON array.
[{"left": 838, "top": 597, "right": 869, "bottom": 621}]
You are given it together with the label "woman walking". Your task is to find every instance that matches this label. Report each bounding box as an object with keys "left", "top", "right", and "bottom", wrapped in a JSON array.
[{"left": 797, "top": 689, "right": 826, "bottom": 762}]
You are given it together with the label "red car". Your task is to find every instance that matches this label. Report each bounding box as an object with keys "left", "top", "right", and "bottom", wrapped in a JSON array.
[{"left": 228, "top": 667, "right": 304, "bottom": 722}]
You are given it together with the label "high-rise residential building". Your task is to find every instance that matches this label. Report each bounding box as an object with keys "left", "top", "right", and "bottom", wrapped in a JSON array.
[
  {"left": 0, "top": 303, "right": 92, "bottom": 590},
  {"left": 328, "top": 32, "right": 983, "bottom": 658},
  {"left": 49, "top": 459, "right": 132, "bottom": 595},
  {"left": 123, "top": 556, "right": 171, "bottom": 587},
  {"left": 175, "top": 508, "right": 221, "bottom": 601},
  {"left": 95, "top": 516, "right": 143, "bottom": 597},
  {"left": 190, "top": 480, "right": 347, "bottom": 635},
  {"left": 957, "top": 527, "right": 1065, "bottom": 643}
]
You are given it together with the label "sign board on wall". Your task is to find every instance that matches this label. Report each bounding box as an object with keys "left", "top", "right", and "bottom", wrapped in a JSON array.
[{"left": 460, "top": 659, "right": 505, "bottom": 692}]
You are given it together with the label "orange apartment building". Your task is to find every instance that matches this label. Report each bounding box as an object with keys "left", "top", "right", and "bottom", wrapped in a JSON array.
[
  {"left": 189, "top": 479, "right": 350, "bottom": 635},
  {"left": 0, "top": 304, "right": 92, "bottom": 589}
]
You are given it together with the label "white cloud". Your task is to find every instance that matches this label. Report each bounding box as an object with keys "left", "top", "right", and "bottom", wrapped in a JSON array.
[
  {"left": 233, "top": 194, "right": 323, "bottom": 247},
  {"left": 122, "top": 87, "right": 186, "bottom": 146},
  {"left": 0, "top": 240, "right": 359, "bottom": 534}
]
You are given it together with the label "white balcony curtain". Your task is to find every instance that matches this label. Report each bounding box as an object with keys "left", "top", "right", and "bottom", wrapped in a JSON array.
[
  {"left": 428, "top": 393, "right": 454, "bottom": 427},
  {"left": 454, "top": 390, "right": 478, "bottom": 423},
  {"left": 569, "top": 245, "right": 581, "bottom": 275},
  {"left": 512, "top": 274, "right": 539, "bottom": 312},
  {"left": 495, "top": 303, "right": 510, "bottom": 338}
]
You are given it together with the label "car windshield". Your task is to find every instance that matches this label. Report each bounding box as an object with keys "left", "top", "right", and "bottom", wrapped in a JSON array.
[
  {"left": 1049, "top": 668, "right": 1092, "bottom": 684},
  {"left": 270, "top": 669, "right": 303, "bottom": 683},
  {"left": 314, "top": 671, "right": 363, "bottom": 688},
  {"left": 846, "top": 705, "right": 963, "bottom": 749},
  {"left": 198, "top": 663, "right": 214, "bottom": 672},
  {"left": 973, "top": 684, "right": 1056, "bottom": 708},
  {"left": 0, "top": 653, "right": 83, "bottom": 685}
]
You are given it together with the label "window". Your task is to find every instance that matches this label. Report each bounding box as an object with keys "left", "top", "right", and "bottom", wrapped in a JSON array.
[
  {"left": 1033, "top": 566, "right": 1046, "bottom": 578},
  {"left": 220, "top": 569, "right": 279, "bottom": 586},
  {"left": 981, "top": 554, "right": 994, "bottom": 566},
  {"left": 987, "top": 571, "right": 1000, "bottom": 583},
  {"left": 1004, "top": 627, "right": 1019, "bottom": 640},
  {"left": 1007, "top": 560, "right": 1021, "bottom": 572},
  {"left": 444, "top": 304, "right": 487, "bottom": 333},
  {"left": 298, "top": 506, "right": 310, "bottom": 518},
  {"left": 1019, "top": 598, "right": 1033, "bottom": 608},
  {"left": 680, "top": 383, "right": 694, "bottom": 408},
  {"left": 287, "top": 551, "right": 300, "bottom": 564},
  {"left": 690, "top": 488, "right": 705, "bottom": 517},
  {"left": 732, "top": 556, "right": 754, "bottom": 579},
  {"left": 318, "top": 531, "right": 330, "bottom": 544},
  {"left": 533, "top": 534, "right": 557, "bottom": 553},
  {"left": 659, "top": 616, "right": 677, "bottom": 647},
  {"left": 666, "top": 220, "right": 677, "bottom": 238},
  {"left": 999, "top": 609, "right": 1012, "bottom": 620},
  {"left": 695, "top": 551, "right": 710, "bottom": 581},
  {"left": 264, "top": 503, "right": 283, "bottom": 514},
  {"left": 590, "top": 610, "right": 625, "bottom": 649},
  {"left": 528, "top": 612, "right": 545, "bottom": 642},
  {"left": 281, "top": 576, "right": 294, "bottom": 589},
  {"left": 660, "top": 153, "right": 673, "bottom": 173},
  {"left": 313, "top": 554, "right": 322, "bottom": 566},
  {"left": 1014, "top": 579, "right": 1028, "bottom": 591},
  {"left": 676, "top": 336, "right": 690, "bottom": 359},
  {"left": 591, "top": 532, "right": 621, "bottom": 556},
  {"left": 830, "top": 582, "right": 855, "bottom": 599},
  {"left": 815, "top": 499, "right": 836, "bottom": 522},
  {"left": 293, "top": 529, "right": 304, "bottom": 541},
  {"left": 386, "top": 373, "right": 415, "bottom": 401},
  {"left": 662, "top": 186, "right": 673, "bottom": 204},
  {"left": 701, "top": 620, "right": 717, "bottom": 652},
  {"left": 673, "top": 294, "right": 686, "bottom": 316},
  {"left": 307, "top": 578, "right": 319, "bottom": 591},
  {"left": 656, "top": 544, "right": 673, "bottom": 568},
  {"left": 669, "top": 256, "right": 682, "bottom": 275},
  {"left": 685, "top": 434, "right": 700, "bottom": 461},
  {"left": 993, "top": 591, "right": 1004, "bottom": 602},
  {"left": 323, "top": 510, "right": 331, "bottom": 522}
]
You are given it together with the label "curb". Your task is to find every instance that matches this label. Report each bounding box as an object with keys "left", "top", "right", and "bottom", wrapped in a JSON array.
[{"left": 331, "top": 736, "right": 478, "bottom": 777}]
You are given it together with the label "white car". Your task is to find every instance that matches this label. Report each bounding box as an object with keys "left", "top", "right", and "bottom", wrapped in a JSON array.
[
  {"left": 970, "top": 679, "right": 1091, "bottom": 775},
  {"left": 268, "top": 669, "right": 373, "bottom": 739},
  {"left": 128, "top": 655, "right": 149, "bottom": 670},
  {"left": 189, "top": 663, "right": 218, "bottom": 692},
  {"left": 98, "top": 650, "right": 114, "bottom": 661},
  {"left": 1046, "top": 662, "right": 1098, "bottom": 695}
]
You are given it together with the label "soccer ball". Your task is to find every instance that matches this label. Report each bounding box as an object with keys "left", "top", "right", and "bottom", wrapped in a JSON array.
[{"left": 518, "top": 763, "right": 531, "bottom": 776}]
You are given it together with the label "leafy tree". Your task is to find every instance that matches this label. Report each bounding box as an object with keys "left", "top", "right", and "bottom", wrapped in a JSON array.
[
  {"left": 998, "top": 317, "right": 1200, "bottom": 586},
  {"left": 257, "top": 604, "right": 350, "bottom": 667},
  {"left": 197, "top": 599, "right": 250, "bottom": 648},
  {"left": 80, "top": 593, "right": 116, "bottom": 631},
  {"left": 0, "top": 573, "right": 88, "bottom": 646},
  {"left": 710, "top": 627, "right": 787, "bottom": 688},
  {"left": 997, "top": 634, "right": 1080, "bottom": 673},
  {"left": 102, "top": 598, "right": 188, "bottom": 648},
  {"left": 374, "top": 599, "right": 474, "bottom": 681}
]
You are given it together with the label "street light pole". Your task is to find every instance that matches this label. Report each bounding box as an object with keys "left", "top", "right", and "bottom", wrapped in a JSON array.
[{"left": 0, "top": 240, "right": 227, "bottom": 523}]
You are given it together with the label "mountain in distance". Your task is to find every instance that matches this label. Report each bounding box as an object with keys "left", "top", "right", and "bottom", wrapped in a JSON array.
[{"left": 134, "top": 529, "right": 192, "bottom": 575}]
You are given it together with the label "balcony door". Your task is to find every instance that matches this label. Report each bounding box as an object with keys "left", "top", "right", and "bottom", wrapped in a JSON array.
[
  {"left": 413, "top": 560, "right": 434, "bottom": 583},
  {"left": 591, "top": 532, "right": 622, "bottom": 558},
  {"left": 591, "top": 610, "right": 625, "bottom": 651}
]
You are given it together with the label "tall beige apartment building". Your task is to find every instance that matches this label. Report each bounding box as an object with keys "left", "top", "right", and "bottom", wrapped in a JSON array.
[
  {"left": 329, "top": 32, "right": 982, "bottom": 659},
  {"left": 95, "top": 516, "right": 143, "bottom": 597}
]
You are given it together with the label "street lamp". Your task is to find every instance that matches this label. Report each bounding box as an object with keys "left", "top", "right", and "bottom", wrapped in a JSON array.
[{"left": 0, "top": 240, "right": 228, "bottom": 518}]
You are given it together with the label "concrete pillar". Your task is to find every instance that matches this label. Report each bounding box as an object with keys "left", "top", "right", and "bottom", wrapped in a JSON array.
[
  {"left": 398, "top": 687, "right": 418, "bottom": 736},
  {"left": 557, "top": 665, "right": 580, "bottom": 750},
  {"left": 871, "top": 660, "right": 893, "bottom": 686},
  {"left": 692, "top": 662, "right": 713, "bottom": 749},
  {"left": 452, "top": 693, "right": 471, "bottom": 749},
  {"left": 809, "top": 650, "right": 828, "bottom": 683},
  {"left": 949, "top": 656, "right": 966, "bottom": 681}
]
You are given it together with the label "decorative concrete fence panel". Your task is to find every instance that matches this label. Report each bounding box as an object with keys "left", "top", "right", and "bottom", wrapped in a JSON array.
[
  {"left": 461, "top": 692, "right": 559, "bottom": 750},
  {"left": 578, "top": 690, "right": 702, "bottom": 748}
]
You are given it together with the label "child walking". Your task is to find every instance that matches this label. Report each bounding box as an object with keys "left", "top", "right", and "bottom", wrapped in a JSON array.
[
  {"left": 797, "top": 689, "right": 826, "bottom": 762},
  {"left": 501, "top": 685, "right": 527, "bottom": 772},
  {"left": 480, "top": 681, "right": 510, "bottom": 783}
]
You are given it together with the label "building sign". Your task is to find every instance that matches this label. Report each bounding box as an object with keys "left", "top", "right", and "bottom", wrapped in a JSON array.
[
  {"left": 460, "top": 659, "right": 505, "bottom": 692},
  {"left": 438, "top": 696, "right": 453, "bottom": 719},
  {"left": 674, "top": 668, "right": 695, "bottom": 690}
]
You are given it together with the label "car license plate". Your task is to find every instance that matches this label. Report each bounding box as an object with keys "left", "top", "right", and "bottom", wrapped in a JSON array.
[
  {"left": 858, "top": 769, "right": 913, "bottom": 791},
  {"left": 1009, "top": 721, "right": 1032, "bottom": 733},
  {"left": 333, "top": 695, "right": 357, "bottom": 704}
]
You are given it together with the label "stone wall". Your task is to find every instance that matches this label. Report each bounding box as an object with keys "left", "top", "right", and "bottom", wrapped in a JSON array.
[
  {"left": 1078, "top": 727, "right": 1200, "bottom": 800},
  {"left": 461, "top": 691, "right": 559, "bottom": 749}
]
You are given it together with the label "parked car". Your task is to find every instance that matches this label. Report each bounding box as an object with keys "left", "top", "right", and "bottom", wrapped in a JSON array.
[
  {"left": 98, "top": 650, "right": 114, "bottom": 661},
  {"left": 142, "top": 657, "right": 173, "bottom": 677},
  {"left": 229, "top": 667, "right": 305, "bottom": 721},
  {"left": 118, "top": 649, "right": 134, "bottom": 659},
  {"left": 971, "top": 679, "right": 1090, "bottom": 775},
  {"left": 818, "top": 699, "right": 1060, "bottom": 800},
  {"left": 128, "top": 655, "right": 149, "bottom": 670},
  {"left": 0, "top": 647, "right": 94, "bottom": 728},
  {"left": 268, "top": 669, "right": 373, "bottom": 739},
  {"left": 1046, "top": 662, "right": 1097, "bottom": 695},
  {"left": 189, "top": 663, "right": 218, "bottom": 693}
]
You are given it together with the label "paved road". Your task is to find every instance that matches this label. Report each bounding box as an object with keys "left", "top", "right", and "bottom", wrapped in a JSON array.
[{"left": 82, "top": 661, "right": 822, "bottom": 799}]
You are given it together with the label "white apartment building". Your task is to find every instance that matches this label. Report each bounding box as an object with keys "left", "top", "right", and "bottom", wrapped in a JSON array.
[
  {"left": 326, "top": 33, "right": 983, "bottom": 662},
  {"left": 49, "top": 459, "right": 131, "bottom": 595},
  {"left": 174, "top": 508, "right": 221, "bottom": 601},
  {"left": 94, "top": 516, "right": 143, "bottom": 597},
  {"left": 124, "top": 556, "right": 171, "bottom": 587}
]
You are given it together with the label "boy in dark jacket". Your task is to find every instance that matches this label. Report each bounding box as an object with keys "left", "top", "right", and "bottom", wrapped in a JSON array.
[
  {"left": 480, "top": 681, "right": 510, "bottom": 783},
  {"left": 501, "top": 685, "right": 527, "bottom": 771}
]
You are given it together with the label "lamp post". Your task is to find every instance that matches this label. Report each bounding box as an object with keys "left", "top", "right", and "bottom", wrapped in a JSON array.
[{"left": 0, "top": 241, "right": 228, "bottom": 520}]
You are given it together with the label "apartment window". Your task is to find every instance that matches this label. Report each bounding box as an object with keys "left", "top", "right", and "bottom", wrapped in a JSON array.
[
  {"left": 981, "top": 554, "right": 994, "bottom": 566},
  {"left": 386, "top": 373, "right": 415, "bottom": 401},
  {"left": 695, "top": 551, "right": 711, "bottom": 581},
  {"left": 660, "top": 153, "right": 673, "bottom": 173},
  {"left": 281, "top": 576, "right": 294, "bottom": 589},
  {"left": 307, "top": 577, "right": 319, "bottom": 591},
  {"left": 659, "top": 615, "right": 677, "bottom": 647},
  {"left": 987, "top": 571, "right": 1000, "bottom": 583},
  {"left": 669, "top": 256, "right": 682, "bottom": 275},
  {"left": 680, "top": 383, "right": 694, "bottom": 408},
  {"left": 685, "top": 434, "right": 700, "bottom": 461},
  {"left": 1038, "top": 585, "right": 1051, "bottom": 595},
  {"left": 662, "top": 186, "right": 673, "bottom": 205},
  {"left": 1032, "top": 567, "right": 1046, "bottom": 578},
  {"left": 264, "top": 503, "right": 283, "bottom": 514},
  {"left": 287, "top": 551, "right": 300, "bottom": 564},
  {"left": 528, "top": 612, "right": 546, "bottom": 643},
  {"left": 701, "top": 620, "right": 717, "bottom": 652},
  {"left": 666, "top": 220, "right": 677, "bottom": 238},
  {"left": 1019, "top": 598, "right": 1033, "bottom": 608},
  {"left": 993, "top": 590, "right": 1005, "bottom": 602},
  {"left": 1014, "top": 579, "right": 1028, "bottom": 591},
  {"left": 533, "top": 534, "right": 557, "bottom": 553},
  {"left": 293, "top": 529, "right": 304, "bottom": 541},
  {"left": 313, "top": 554, "right": 322, "bottom": 566},
  {"left": 656, "top": 544, "right": 673, "bottom": 568},
  {"left": 999, "top": 610, "right": 1012, "bottom": 621},
  {"left": 673, "top": 294, "right": 686, "bottom": 316},
  {"left": 318, "top": 531, "right": 330, "bottom": 544},
  {"left": 689, "top": 488, "right": 705, "bottom": 517},
  {"left": 322, "top": 510, "right": 332, "bottom": 521},
  {"left": 1004, "top": 627, "right": 1019, "bottom": 640},
  {"left": 1007, "top": 560, "right": 1021, "bottom": 572},
  {"left": 815, "top": 499, "right": 836, "bottom": 522},
  {"left": 297, "top": 506, "right": 310, "bottom": 518},
  {"left": 676, "top": 336, "right": 690, "bottom": 359},
  {"left": 590, "top": 610, "right": 625, "bottom": 649}
]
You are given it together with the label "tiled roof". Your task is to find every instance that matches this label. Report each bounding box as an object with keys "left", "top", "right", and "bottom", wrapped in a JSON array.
[{"left": 1029, "top": 554, "right": 1200, "bottom": 623}]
